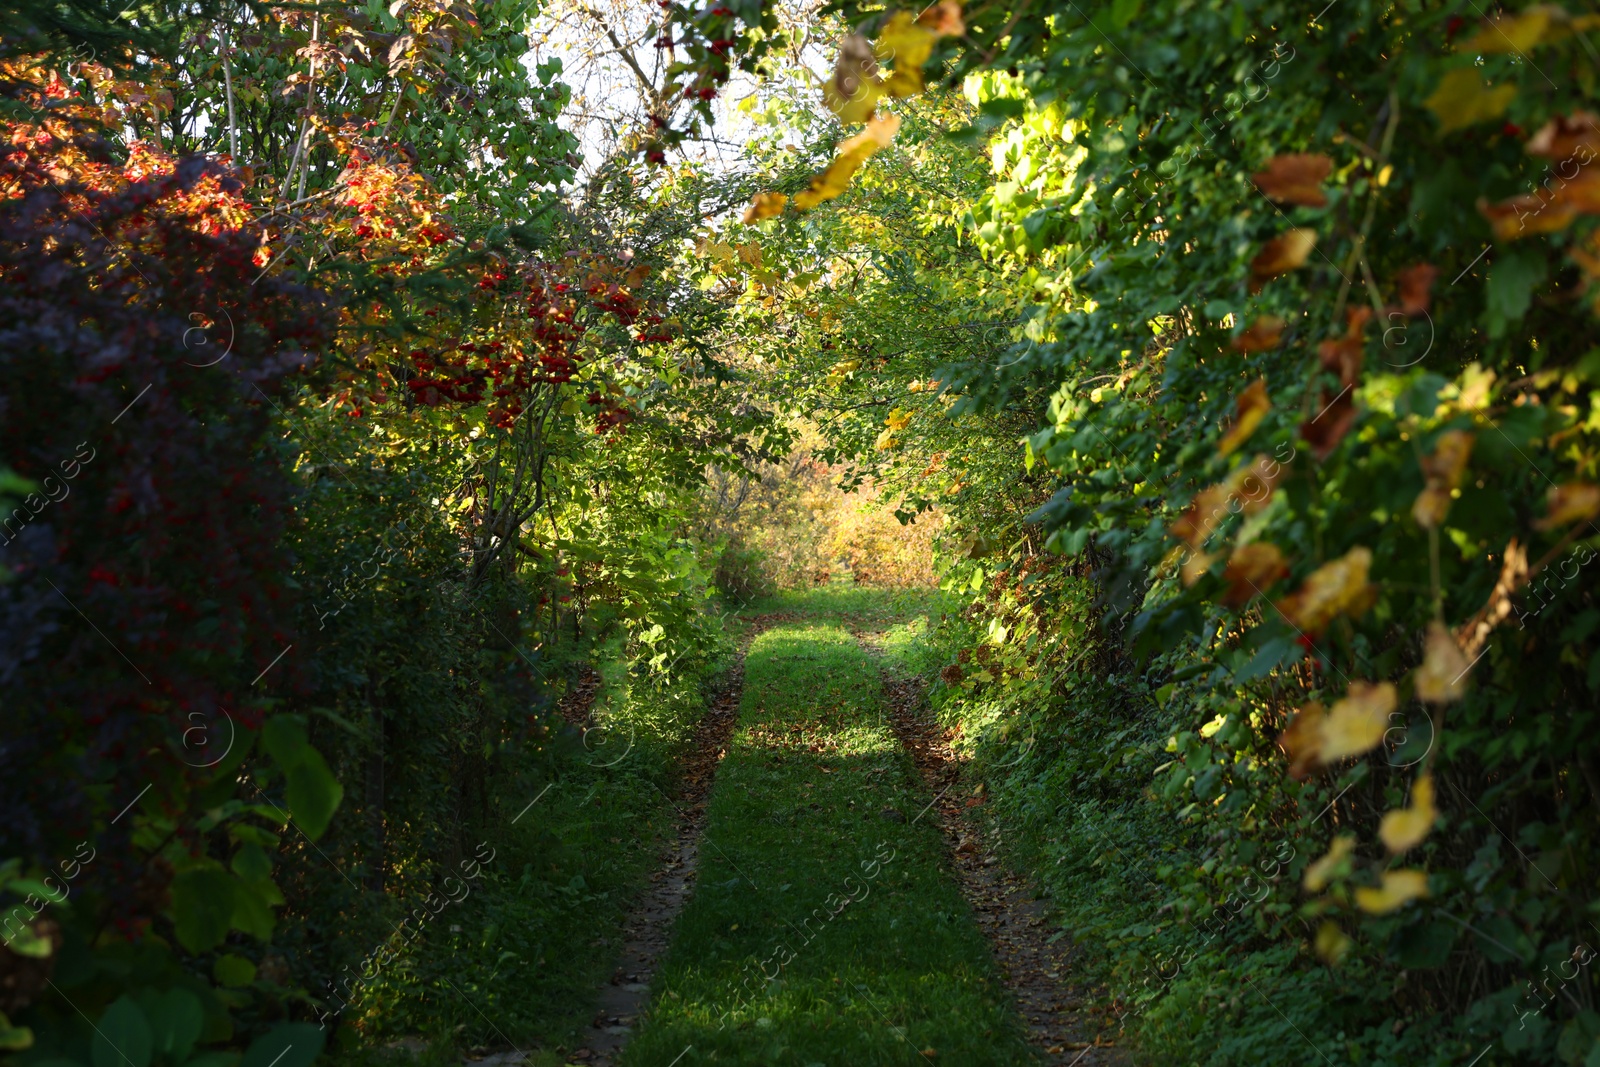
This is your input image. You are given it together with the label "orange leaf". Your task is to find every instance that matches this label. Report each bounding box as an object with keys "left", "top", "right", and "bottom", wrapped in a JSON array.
[
  {"left": 1412, "top": 430, "right": 1474, "bottom": 529},
  {"left": 1222, "top": 542, "right": 1289, "bottom": 607},
  {"left": 1396, "top": 263, "right": 1438, "bottom": 315},
  {"left": 1317, "top": 306, "right": 1369, "bottom": 389},
  {"left": 1276, "top": 546, "right": 1376, "bottom": 634},
  {"left": 1526, "top": 110, "right": 1600, "bottom": 166},
  {"left": 1170, "top": 454, "right": 1285, "bottom": 549},
  {"left": 1300, "top": 385, "right": 1357, "bottom": 460},
  {"left": 1218, "top": 378, "right": 1270, "bottom": 456},
  {"left": 1249, "top": 228, "right": 1317, "bottom": 292},
  {"left": 1279, "top": 701, "right": 1326, "bottom": 780},
  {"left": 1533, "top": 481, "right": 1600, "bottom": 530},
  {"left": 743, "top": 191, "right": 788, "bottom": 223},
  {"left": 917, "top": 0, "right": 965, "bottom": 35},
  {"left": 1230, "top": 315, "right": 1286, "bottom": 353},
  {"left": 1252, "top": 153, "right": 1333, "bottom": 207}
]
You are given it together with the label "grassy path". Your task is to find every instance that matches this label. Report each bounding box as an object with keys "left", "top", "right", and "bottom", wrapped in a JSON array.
[{"left": 621, "top": 619, "right": 1034, "bottom": 1066}]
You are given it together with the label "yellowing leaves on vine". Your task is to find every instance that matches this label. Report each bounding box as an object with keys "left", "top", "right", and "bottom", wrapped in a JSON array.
[
  {"left": 1315, "top": 921, "right": 1352, "bottom": 965},
  {"left": 1415, "top": 622, "right": 1469, "bottom": 703},
  {"left": 1304, "top": 833, "right": 1356, "bottom": 891},
  {"left": 1425, "top": 69, "right": 1516, "bottom": 134},
  {"left": 1379, "top": 775, "right": 1437, "bottom": 854},
  {"left": 1218, "top": 377, "right": 1270, "bottom": 455},
  {"left": 762, "top": 5, "right": 962, "bottom": 217},
  {"left": 1318, "top": 681, "right": 1397, "bottom": 763},
  {"left": 823, "top": 34, "right": 882, "bottom": 123},
  {"left": 1454, "top": 4, "right": 1600, "bottom": 54},
  {"left": 1275, "top": 546, "right": 1376, "bottom": 633},
  {"left": 792, "top": 114, "right": 901, "bottom": 212},
  {"left": 1412, "top": 430, "right": 1474, "bottom": 529},
  {"left": 1354, "top": 869, "right": 1429, "bottom": 914}
]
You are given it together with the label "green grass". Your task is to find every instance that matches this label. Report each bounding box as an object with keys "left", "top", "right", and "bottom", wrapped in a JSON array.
[
  {"left": 328, "top": 656, "right": 722, "bottom": 1064},
  {"left": 739, "top": 583, "right": 955, "bottom": 625},
  {"left": 623, "top": 620, "right": 1034, "bottom": 1067}
]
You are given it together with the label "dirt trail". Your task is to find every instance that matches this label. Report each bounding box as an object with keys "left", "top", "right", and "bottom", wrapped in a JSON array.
[
  {"left": 862, "top": 638, "right": 1128, "bottom": 1067},
  {"left": 562, "top": 618, "right": 781, "bottom": 1065}
]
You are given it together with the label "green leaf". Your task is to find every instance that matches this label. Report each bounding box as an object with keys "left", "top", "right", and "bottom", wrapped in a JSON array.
[
  {"left": 284, "top": 749, "right": 343, "bottom": 841},
  {"left": 230, "top": 879, "right": 276, "bottom": 941},
  {"left": 0, "top": 1010, "right": 34, "bottom": 1051},
  {"left": 169, "top": 869, "right": 236, "bottom": 954},
  {"left": 213, "top": 955, "right": 257, "bottom": 989},
  {"left": 259, "top": 717, "right": 310, "bottom": 770},
  {"left": 1484, "top": 249, "right": 1548, "bottom": 339},
  {"left": 141, "top": 988, "right": 203, "bottom": 1065},
  {"left": 1389, "top": 917, "right": 1458, "bottom": 969},
  {"left": 231, "top": 844, "right": 273, "bottom": 884},
  {"left": 240, "top": 1023, "right": 324, "bottom": 1067},
  {"left": 1112, "top": 0, "right": 1143, "bottom": 29},
  {"left": 92, "top": 997, "right": 153, "bottom": 1067},
  {"left": 4, "top": 916, "right": 55, "bottom": 958}
]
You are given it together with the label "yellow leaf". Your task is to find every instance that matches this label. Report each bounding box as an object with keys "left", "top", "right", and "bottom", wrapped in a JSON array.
[
  {"left": 1411, "top": 430, "right": 1474, "bottom": 529},
  {"left": 885, "top": 406, "right": 913, "bottom": 432},
  {"left": 792, "top": 114, "right": 901, "bottom": 211},
  {"left": 1414, "top": 622, "right": 1469, "bottom": 703},
  {"left": 1218, "top": 377, "right": 1270, "bottom": 456},
  {"left": 1315, "top": 921, "right": 1352, "bottom": 965},
  {"left": 742, "top": 192, "right": 787, "bottom": 223},
  {"left": 1248, "top": 228, "right": 1317, "bottom": 292},
  {"left": 1379, "top": 775, "right": 1437, "bottom": 854},
  {"left": 1275, "top": 546, "right": 1377, "bottom": 634},
  {"left": 1533, "top": 481, "right": 1600, "bottom": 530},
  {"left": 877, "top": 11, "right": 938, "bottom": 98},
  {"left": 1304, "top": 833, "right": 1356, "bottom": 891},
  {"left": 1354, "top": 869, "right": 1429, "bottom": 915},
  {"left": 823, "top": 34, "right": 883, "bottom": 123},
  {"left": 1318, "top": 680, "right": 1397, "bottom": 763},
  {"left": 1425, "top": 68, "right": 1517, "bottom": 135},
  {"left": 1457, "top": 6, "right": 1554, "bottom": 54}
]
